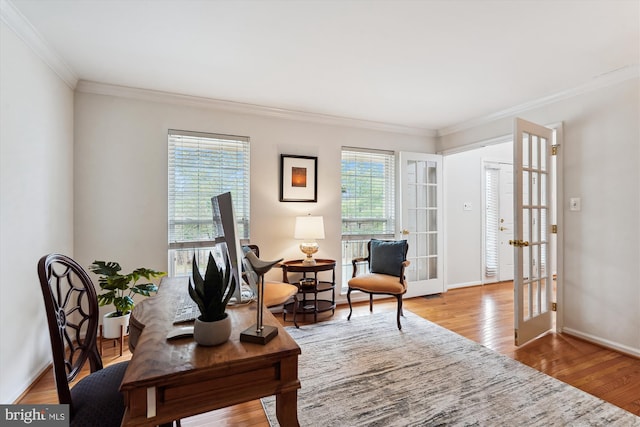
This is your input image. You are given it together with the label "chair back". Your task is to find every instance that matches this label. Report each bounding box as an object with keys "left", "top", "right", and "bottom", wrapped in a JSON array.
[
  {"left": 38, "top": 254, "right": 103, "bottom": 407},
  {"left": 366, "top": 239, "right": 409, "bottom": 278}
]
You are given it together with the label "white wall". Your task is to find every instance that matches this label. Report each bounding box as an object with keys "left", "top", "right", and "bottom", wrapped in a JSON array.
[
  {"left": 440, "top": 77, "right": 640, "bottom": 356},
  {"left": 73, "top": 88, "right": 436, "bottom": 319},
  {"left": 0, "top": 22, "right": 74, "bottom": 403},
  {"left": 443, "top": 142, "right": 512, "bottom": 289}
]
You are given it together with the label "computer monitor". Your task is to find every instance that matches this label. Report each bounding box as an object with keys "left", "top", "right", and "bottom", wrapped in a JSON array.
[{"left": 211, "top": 192, "right": 245, "bottom": 304}]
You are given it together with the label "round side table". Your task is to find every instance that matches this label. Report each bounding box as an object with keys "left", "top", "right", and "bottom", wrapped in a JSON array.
[{"left": 279, "top": 259, "right": 336, "bottom": 324}]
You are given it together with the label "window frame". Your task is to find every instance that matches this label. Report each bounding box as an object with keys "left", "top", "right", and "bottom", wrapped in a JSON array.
[
  {"left": 340, "top": 147, "right": 396, "bottom": 287},
  {"left": 167, "top": 129, "right": 250, "bottom": 276}
]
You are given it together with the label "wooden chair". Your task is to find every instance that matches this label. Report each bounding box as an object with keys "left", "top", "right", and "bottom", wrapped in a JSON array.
[
  {"left": 37, "top": 254, "right": 129, "bottom": 427},
  {"left": 347, "top": 239, "right": 410, "bottom": 330}
]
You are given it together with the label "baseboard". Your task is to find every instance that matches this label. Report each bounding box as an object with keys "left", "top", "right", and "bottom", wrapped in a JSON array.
[
  {"left": 562, "top": 327, "right": 640, "bottom": 359},
  {"left": 446, "top": 281, "right": 482, "bottom": 291},
  {"left": 11, "top": 361, "right": 51, "bottom": 404}
]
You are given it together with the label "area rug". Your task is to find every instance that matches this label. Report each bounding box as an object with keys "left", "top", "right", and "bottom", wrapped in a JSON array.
[{"left": 262, "top": 311, "right": 639, "bottom": 426}]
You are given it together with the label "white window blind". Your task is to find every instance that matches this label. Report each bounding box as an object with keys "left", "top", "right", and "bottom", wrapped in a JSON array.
[
  {"left": 168, "top": 130, "right": 250, "bottom": 250},
  {"left": 341, "top": 147, "right": 396, "bottom": 239},
  {"left": 484, "top": 166, "right": 499, "bottom": 277}
]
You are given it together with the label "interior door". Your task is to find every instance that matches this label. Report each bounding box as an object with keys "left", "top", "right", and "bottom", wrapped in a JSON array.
[
  {"left": 512, "top": 118, "right": 554, "bottom": 346},
  {"left": 398, "top": 152, "right": 444, "bottom": 297}
]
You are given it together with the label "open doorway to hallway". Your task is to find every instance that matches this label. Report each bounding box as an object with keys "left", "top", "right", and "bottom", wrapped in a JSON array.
[{"left": 443, "top": 140, "right": 513, "bottom": 290}]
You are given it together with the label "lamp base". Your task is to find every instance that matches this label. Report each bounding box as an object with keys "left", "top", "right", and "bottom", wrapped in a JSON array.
[
  {"left": 240, "top": 324, "right": 278, "bottom": 344},
  {"left": 302, "top": 255, "right": 317, "bottom": 266},
  {"left": 299, "top": 242, "right": 319, "bottom": 266}
]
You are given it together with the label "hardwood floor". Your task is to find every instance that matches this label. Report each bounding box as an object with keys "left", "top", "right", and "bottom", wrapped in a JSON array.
[{"left": 18, "top": 282, "right": 640, "bottom": 425}]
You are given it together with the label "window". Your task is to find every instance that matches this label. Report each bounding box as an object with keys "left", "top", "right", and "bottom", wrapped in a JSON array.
[
  {"left": 484, "top": 165, "right": 499, "bottom": 278},
  {"left": 341, "top": 147, "right": 395, "bottom": 286},
  {"left": 168, "top": 130, "right": 250, "bottom": 276}
]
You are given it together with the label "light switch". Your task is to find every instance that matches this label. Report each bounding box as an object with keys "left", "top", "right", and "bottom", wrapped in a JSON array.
[
  {"left": 569, "top": 197, "right": 581, "bottom": 211},
  {"left": 463, "top": 202, "right": 472, "bottom": 211}
]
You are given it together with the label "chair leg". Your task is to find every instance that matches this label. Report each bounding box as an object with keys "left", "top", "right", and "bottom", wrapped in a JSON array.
[
  {"left": 99, "top": 325, "right": 103, "bottom": 356},
  {"left": 293, "top": 294, "right": 299, "bottom": 328},
  {"left": 369, "top": 294, "right": 373, "bottom": 312},
  {"left": 347, "top": 288, "right": 353, "bottom": 320},
  {"left": 396, "top": 295, "right": 403, "bottom": 330}
]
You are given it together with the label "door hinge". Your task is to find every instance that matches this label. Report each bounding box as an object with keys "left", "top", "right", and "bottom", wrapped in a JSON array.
[
  {"left": 551, "top": 144, "right": 559, "bottom": 155},
  {"left": 551, "top": 302, "right": 557, "bottom": 311},
  {"left": 551, "top": 224, "right": 557, "bottom": 234}
]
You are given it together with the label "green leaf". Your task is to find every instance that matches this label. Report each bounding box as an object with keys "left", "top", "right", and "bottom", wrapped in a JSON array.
[{"left": 89, "top": 261, "right": 121, "bottom": 277}]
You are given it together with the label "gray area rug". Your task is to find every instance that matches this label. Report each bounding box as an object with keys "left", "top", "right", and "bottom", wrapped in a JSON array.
[{"left": 262, "top": 311, "right": 639, "bottom": 426}]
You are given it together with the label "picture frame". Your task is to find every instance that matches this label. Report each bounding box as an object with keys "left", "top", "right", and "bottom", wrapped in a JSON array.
[{"left": 280, "top": 154, "right": 318, "bottom": 202}]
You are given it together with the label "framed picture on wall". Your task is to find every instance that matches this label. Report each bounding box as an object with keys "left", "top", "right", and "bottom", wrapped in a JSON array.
[{"left": 280, "top": 154, "right": 317, "bottom": 202}]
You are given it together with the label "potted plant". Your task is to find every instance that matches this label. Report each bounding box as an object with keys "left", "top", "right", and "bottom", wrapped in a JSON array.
[
  {"left": 89, "top": 261, "right": 165, "bottom": 339},
  {"left": 189, "top": 252, "right": 237, "bottom": 346}
]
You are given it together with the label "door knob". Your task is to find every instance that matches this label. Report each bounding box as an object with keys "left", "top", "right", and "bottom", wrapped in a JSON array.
[{"left": 401, "top": 229, "right": 410, "bottom": 235}]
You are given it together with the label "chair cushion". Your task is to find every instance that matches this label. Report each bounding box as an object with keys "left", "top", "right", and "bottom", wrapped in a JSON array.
[
  {"left": 263, "top": 282, "right": 298, "bottom": 308},
  {"left": 70, "top": 361, "right": 128, "bottom": 427},
  {"left": 348, "top": 273, "right": 407, "bottom": 295},
  {"left": 370, "top": 239, "right": 407, "bottom": 277}
]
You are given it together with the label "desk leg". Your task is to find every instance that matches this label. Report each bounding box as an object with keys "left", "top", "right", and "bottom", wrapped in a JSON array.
[{"left": 275, "top": 390, "right": 299, "bottom": 427}]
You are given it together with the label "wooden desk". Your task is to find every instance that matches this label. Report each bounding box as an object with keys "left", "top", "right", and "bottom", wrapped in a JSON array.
[{"left": 121, "top": 277, "right": 301, "bottom": 426}]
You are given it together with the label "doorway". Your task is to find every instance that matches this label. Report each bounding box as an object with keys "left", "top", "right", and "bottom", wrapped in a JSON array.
[{"left": 483, "top": 160, "right": 514, "bottom": 284}]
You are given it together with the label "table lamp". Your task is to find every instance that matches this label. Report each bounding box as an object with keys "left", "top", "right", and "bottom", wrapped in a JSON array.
[{"left": 294, "top": 215, "right": 325, "bottom": 265}]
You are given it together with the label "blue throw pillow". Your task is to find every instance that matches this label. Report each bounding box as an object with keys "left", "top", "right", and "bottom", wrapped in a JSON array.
[{"left": 369, "top": 239, "right": 407, "bottom": 277}]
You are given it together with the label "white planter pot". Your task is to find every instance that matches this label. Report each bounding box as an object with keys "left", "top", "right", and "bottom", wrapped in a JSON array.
[
  {"left": 193, "top": 314, "right": 231, "bottom": 346},
  {"left": 102, "top": 311, "right": 130, "bottom": 339}
]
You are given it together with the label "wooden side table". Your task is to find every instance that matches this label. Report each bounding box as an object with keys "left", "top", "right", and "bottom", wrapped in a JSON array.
[{"left": 280, "top": 259, "right": 336, "bottom": 324}]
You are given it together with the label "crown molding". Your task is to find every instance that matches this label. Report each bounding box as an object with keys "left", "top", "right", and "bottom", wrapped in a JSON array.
[
  {"left": 1, "top": 0, "right": 77, "bottom": 89},
  {"left": 438, "top": 63, "right": 639, "bottom": 137},
  {"left": 75, "top": 80, "right": 437, "bottom": 137}
]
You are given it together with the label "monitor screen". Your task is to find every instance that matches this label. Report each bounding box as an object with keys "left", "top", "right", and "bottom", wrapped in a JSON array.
[{"left": 211, "top": 192, "right": 245, "bottom": 304}]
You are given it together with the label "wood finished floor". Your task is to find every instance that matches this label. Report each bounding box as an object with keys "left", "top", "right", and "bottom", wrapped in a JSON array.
[{"left": 18, "top": 281, "right": 640, "bottom": 425}]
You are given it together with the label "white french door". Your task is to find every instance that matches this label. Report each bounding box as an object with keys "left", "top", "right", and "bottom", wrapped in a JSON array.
[
  {"left": 398, "top": 152, "right": 444, "bottom": 297},
  {"left": 512, "top": 118, "right": 554, "bottom": 346}
]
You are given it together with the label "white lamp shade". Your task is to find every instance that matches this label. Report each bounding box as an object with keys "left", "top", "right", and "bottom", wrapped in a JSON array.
[{"left": 294, "top": 216, "right": 325, "bottom": 240}]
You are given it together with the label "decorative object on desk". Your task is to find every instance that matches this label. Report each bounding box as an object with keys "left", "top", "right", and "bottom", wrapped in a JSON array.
[
  {"left": 89, "top": 260, "right": 165, "bottom": 339},
  {"left": 240, "top": 251, "right": 284, "bottom": 344},
  {"left": 280, "top": 154, "right": 318, "bottom": 202},
  {"left": 189, "top": 252, "right": 237, "bottom": 346},
  {"left": 294, "top": 214, "right": 325, "bottom": 265}
]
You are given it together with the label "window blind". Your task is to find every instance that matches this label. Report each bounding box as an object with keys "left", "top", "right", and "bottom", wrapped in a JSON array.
[
  {"left": 168, "top": 130, "right": 250, "bottom": 249},
  {"left": 484, "top": 166, "right": 499, "bottom": 277},
  {"left": 341, "top": 147, "right": 395, "bottom": 238}
]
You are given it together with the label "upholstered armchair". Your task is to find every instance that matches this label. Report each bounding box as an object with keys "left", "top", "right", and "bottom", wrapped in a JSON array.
[{"left": 347, "top": 239, "right": 410, "bottom": 329}]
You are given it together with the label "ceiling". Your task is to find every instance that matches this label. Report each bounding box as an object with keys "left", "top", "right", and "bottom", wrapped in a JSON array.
[{"left": 7, "top": 0, "right": 640, "bottom": 132}]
